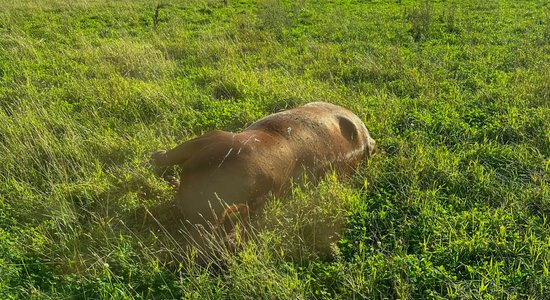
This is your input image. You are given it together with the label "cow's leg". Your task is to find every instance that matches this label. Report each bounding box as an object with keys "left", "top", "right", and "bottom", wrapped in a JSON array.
[
  {"left": 217, "top": 204, "right": 250, "bottom": 251},
  {"left": 151, "top": 130, "right": 229, "bottom": 167},
  {"left": 164, "top": 176, "right": 180, "bottom": 190}
]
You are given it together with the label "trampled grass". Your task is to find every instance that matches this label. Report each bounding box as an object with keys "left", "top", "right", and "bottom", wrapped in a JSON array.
[{"left": 0, "top": 0, "right": 549, "bottom": 298}]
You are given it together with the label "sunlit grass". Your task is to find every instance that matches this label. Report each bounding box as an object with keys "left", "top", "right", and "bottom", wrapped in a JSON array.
[{"left": 0, "top": 0, "right": 549, "bottom": 298}]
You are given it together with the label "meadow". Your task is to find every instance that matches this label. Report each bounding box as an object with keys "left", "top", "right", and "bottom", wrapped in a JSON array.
[{"left": 0, "top": 0, "right": 549, "bottom": 298}]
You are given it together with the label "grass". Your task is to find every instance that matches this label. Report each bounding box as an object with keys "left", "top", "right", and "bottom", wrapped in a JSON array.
[{"left": 0, "top": 0, "right": 549, "bottom": 298}]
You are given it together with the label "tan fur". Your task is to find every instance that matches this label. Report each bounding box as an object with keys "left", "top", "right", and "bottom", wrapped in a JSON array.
[{"left": 151, "top": 102, "right": 376, "bottom": 228}]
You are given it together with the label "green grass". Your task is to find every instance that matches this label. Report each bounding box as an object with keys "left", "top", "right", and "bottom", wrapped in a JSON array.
[{"left": 1, "top": 0, "right": 549, "bottom": 298}]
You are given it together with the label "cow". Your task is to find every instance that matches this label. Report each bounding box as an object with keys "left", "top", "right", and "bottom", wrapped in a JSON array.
[{"left": 150, "top": 102, "right": 376, "bottom": 237}]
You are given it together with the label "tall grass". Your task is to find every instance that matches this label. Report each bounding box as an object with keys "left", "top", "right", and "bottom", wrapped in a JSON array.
[{"left": 0, "top": 0, "right": 549, "bottom": 298}]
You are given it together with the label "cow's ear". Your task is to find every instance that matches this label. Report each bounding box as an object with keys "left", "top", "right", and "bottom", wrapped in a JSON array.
[{"left": 337, "top": 116, "right": 358, "bottom": 143}]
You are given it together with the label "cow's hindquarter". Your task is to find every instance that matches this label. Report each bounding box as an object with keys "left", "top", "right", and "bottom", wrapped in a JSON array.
[{"left": 175, "top": 130, "right": 296, "bottom": 225}]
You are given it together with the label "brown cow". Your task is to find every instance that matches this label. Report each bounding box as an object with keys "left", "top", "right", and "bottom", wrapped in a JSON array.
[{"left": 150, "top": 102, "right": 376, "bottom": 232}]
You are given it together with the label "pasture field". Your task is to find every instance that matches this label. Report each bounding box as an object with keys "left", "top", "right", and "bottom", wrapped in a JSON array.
[{"left": 1, "top": 0, "right": 549, "bottom": 298}]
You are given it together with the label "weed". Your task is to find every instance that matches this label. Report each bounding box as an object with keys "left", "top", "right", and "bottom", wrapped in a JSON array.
[
  {"left": 406, "top": 0, "right": 434, "bottom": 42},
  {"left": 257, "top": 0, "right": 290, "bottom": 39},
  {"left": 0, "top": 0, "right": 549, "bottom": 298}
]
